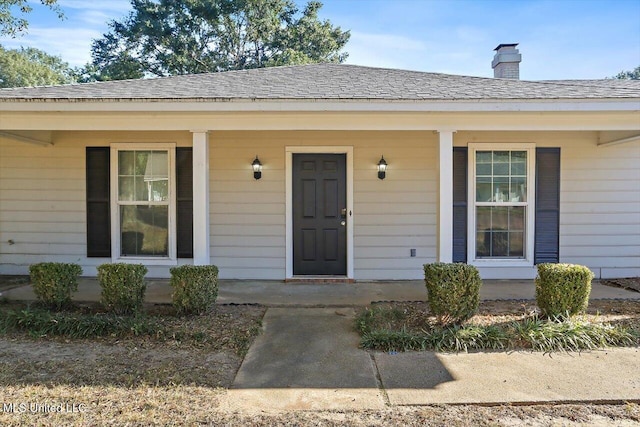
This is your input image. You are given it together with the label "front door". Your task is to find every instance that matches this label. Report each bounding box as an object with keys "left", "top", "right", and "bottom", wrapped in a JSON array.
[{"left": 293, "top": 154, "right": 347, "bottom": 275}]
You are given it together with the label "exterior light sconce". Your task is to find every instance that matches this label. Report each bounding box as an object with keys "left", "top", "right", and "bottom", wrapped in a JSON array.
[
  {"left": 377, "top": 155, "right": 388, "bottom": 180},
  {"left": 252, "top": 156, "right": 263, "bottom": 180}
]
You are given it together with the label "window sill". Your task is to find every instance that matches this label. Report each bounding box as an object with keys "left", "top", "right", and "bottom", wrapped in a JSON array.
[
  {"left": 112, "top": 257, "right": 178, "bottom": 266},
  {"left": 470, "top": 259, "right": 533, "bottom": 268}
]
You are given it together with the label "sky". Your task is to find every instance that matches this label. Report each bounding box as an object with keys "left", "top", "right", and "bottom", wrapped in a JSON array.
[{"left": 1, "top": 0, "right": 639, "bottom": 80}]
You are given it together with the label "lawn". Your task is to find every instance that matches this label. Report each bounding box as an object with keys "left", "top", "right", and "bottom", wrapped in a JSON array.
[{"left": 356, "top": 300, "right": 640, "bottom": 352}]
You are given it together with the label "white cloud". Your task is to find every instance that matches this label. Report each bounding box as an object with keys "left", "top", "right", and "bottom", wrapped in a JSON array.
[
  {"left": 0, "top": 27, "right": 101, "bottom": 66},
  {"left": 57, "top": 0, "right": 132, "bottom": 14},
  {"left": 345, "top": 31, "right": 430, "bottom": 70}
]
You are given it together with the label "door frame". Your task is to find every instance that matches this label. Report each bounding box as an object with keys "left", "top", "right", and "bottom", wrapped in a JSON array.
[{"left": 286, "top": 146, "right": 354, "bottom": 279}]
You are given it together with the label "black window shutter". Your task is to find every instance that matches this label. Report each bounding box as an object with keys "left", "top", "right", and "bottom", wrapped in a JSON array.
[
  {"left": 86, "top": 147, "right": 111, "bottom": 257},
  {"left": 176, "top": 147, "right": 194, "bottom": 258},
  {"left": 452, "top": 147, "right": 468, "bottom": 263},
  {"left": 535, "top": 148, "right": 561, "bottom": 264}
]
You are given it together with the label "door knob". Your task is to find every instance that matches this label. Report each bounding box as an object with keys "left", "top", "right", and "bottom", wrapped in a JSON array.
[{"left": 340, "top": 220, "right": 346, "bottom": 226}]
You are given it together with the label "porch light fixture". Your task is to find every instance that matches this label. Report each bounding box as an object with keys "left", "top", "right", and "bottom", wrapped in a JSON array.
[
  {"left": 252, "top": 156, "right": 263, "bottom": 180},
  {"left": 377, "top": 155, "right": 388, "bottom": 180}
]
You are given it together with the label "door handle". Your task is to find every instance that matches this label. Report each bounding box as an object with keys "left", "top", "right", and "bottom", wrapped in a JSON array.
[{"left": 340, "top": 220, "right": 346, "bottom": 226}]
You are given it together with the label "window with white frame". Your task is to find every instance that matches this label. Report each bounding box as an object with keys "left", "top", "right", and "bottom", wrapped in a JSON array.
[
  {"left": 111, "top": 144, "right": 176, "bottom": 261},
  {"left": 469, "top": 144, "right": 534, "bottom": 263}
]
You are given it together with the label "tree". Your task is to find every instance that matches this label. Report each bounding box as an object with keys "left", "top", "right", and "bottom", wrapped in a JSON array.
[
  {"left": 0, "top": 45, "right": 73, "bottom": 87},
  {"left": 0, "top": 0, "right": 63, "bottom": 37},
  {"left": 88, "top": 0, "right": 349, "bottom": 80},
  {"left": 613, "top": 66, "right": 640, "bottom": 80}
]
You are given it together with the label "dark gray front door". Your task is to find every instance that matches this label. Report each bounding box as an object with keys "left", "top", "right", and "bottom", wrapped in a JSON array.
[{"left": 293, "top": 154, "right": 347, "bottom": 275}]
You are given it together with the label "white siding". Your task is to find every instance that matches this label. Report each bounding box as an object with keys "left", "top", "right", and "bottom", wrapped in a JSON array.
[
  {"left": 2, "top": 129, "right": 638, "bottom": 280},
  {"left": 456, "top": 131, "right": 640, "bottom": 279},
  {"left": 209, "top": 131, "right": 438, "bottom": 280},
  {"left": 0, "top": 131, "right": 192, "bottom": 277}
]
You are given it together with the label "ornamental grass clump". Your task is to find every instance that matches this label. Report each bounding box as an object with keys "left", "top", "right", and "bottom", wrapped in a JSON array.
[
  {"left": 535, "top": 263, "right": 594, "bottom": 319},
  {"left": 424, "top": 262, "right": 482, "bottom": 325},
  {"left": 97, "top": 263, "right": 147, "bottom": 315},
  {"left": 170, "top": 265, "right": 219, "bottom": 315},
  {"left": 29, "top": 262, "right": 82, "bottom": 310}
]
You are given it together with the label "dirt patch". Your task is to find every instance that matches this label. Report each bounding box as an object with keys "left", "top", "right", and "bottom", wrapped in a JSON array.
[
  {"left": 602, "top": 277, "right": 640, "bottom": 293},
  {"left": 0, "top": 275, "right": 29, "bottom": 292},
  {"left": 0, "top": 304, "right": 265, "bottom": 388}
]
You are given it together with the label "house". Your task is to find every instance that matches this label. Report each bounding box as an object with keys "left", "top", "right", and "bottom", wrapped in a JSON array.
[{"left": 0, "top": 45, "right": 639, "bottom": 281}]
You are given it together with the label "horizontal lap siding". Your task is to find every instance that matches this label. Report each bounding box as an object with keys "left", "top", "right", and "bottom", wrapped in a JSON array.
[
  {"left": 560, "top": 138, "right": 640, "bottom": 278},
  {"left": 210, "top": 131, "right": 438, "bottom": 280},
  {"left": 0, "top": 139, "right": 86, "bottom": 273},
  {"left": 353, "top": 133, "right": 437, "bottom": 280},
  {"left": 456, "top": 131, "right": 640, "bottom": 279},
  {"left": 210, "top": 134, "right": 286, "bottom": 279},
  {"left": 0, "top": 131, "right": 192, "bottom": 276}
]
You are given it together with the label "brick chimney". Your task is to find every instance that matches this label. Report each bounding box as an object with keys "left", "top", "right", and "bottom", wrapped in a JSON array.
[{"left": 492, "top": 43, "right": 521, "bottom": 79}]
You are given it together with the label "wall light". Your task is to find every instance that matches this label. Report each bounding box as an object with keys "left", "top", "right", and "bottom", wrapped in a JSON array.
[
  {"left": 377, "top": 155, "right": 388, "bottom": 180},
  {"left": 252, "top": 156, "right": 263, "bottom": 180}
]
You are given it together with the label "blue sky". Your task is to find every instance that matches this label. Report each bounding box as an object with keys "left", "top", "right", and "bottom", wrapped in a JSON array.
[{"left": 1, "top": 0, "right": 639, "bottom": 79}]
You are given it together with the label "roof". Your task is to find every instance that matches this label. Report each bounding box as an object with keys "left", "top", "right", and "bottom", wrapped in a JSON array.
[{"left": 1, "top": 63, "right": 639, "bottom": 102}]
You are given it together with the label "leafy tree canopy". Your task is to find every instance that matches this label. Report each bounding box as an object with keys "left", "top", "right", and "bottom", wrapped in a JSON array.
[
  {"left": 0, "top": 44, "right": 73, "bottom": 87},
  {"left": 0, "top": 0, "right": 63, "bottom": 37},
  {"left": 88, "top": 0, "right": 350, "bottom": 80},
  {"left": 613, "top": 66, "right": 640, "bottom": 80}
]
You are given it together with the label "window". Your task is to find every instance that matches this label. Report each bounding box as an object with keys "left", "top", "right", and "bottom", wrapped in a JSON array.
[
  {"left": 469, "top": 144, "right": 534, "bottom": 264},
  {"left": 111, "top": 144, "right": 176, "bottom": 262}
]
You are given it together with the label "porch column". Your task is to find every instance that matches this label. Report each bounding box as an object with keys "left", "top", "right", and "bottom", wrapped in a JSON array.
[
  {"left": 192, "top": 131, "right": 210, "bottom": 265},
  {"left": 437, "top": 130, "right": 454, "bottom": 263}
]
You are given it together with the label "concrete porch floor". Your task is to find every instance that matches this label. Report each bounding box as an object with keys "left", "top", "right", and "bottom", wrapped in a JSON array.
[{"left": 1, "top": 277, "right": 638, "bottom": 306}]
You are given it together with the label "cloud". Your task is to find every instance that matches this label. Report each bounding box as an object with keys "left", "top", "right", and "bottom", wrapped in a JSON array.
[
  {"left": 345, "top": 31, "right": 430, "bottom": 70},
  {"left": 57, "top": 0, "right": 132, "bottom": 14},
  {"left": 0, "top": 27, "right": 101, "bottom": 66}
]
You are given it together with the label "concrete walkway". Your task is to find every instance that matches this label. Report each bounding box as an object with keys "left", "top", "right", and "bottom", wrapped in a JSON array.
[
  {"left": 2, "top": 278, "right": 638, "bottom": 304},
  {"left": 224, "top": 308, "right": 640, "bottom": 412}
]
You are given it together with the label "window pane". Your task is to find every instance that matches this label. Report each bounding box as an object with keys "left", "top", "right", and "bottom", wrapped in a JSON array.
[
  {"left": 477, "top": 151, "right": 492, "bottom": 163},
  {"left": 493, "top": 151, "right": 509, "bottom": 164},
  {"left": 493, "top": 177, "right": 509, "bottom": 202},
  {"left": 509, "top": 206, "right": 525, "bottom": 230},
  {"left": 118, "top": 177, "right": 135, "bottom": 201},
  {"left": 118, "top": 151, "right": 135, "bottom": 175},
  {"left": 476, "top": 206, "right": 526, "bottom": 259},
  {"left": 476, "top": 177, "right": 492, "bottom": 202},
  {"left": 493, "top": 162, "right": 509, "bottom": 176},
  {"left": 476, "top": 163, "right": 492, "bottom": 175},
  {"left": 134, "top": 151, "right": 150, "bottom": 175},
  {"left": 509, "top": 232, "right": 524, "bottom": 257},
  {"left": 510, "top": 176, "right": 526, "bottom": 202},
  {"left": 120, "top": 205, "right": 168, "bottom": 256}
]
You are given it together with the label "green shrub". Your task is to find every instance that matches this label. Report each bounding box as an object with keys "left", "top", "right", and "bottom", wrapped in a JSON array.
[
  {"left": 535, "top": 263, "right": 594, "bottom": 318},
  {"left": 170, "top": 265, "right": 219, "bottom": 315},
  {"left": 97, "top": 263, "right": 148, "bottom": 315},
  {"left": 28, "top": 262, "right": 82, "bottom": 309},
  {"left": 424, "top": 263, "right": 482, "bottom": 324}
]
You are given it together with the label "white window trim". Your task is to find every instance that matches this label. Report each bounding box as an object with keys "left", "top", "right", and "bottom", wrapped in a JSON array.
[
  {"left": 110, "top": 143, "right": 177, "bottom": 265},
  {"left": 467, "top": 143, "right": 536, "bottom": 267}
]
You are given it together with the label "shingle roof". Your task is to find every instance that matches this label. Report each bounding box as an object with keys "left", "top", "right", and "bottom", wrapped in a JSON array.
[{"left": 1, "top": 63, "right": 639, "bottom": 101}]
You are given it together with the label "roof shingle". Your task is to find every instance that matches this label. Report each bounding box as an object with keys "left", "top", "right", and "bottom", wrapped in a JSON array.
[{"left": 1, "top": 63, "right": 639, "bottom": 101}]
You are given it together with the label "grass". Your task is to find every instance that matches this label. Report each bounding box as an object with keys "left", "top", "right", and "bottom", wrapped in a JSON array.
[
  {"left": 0, "top": 302, "right": 265, "bottom": 356},
  {"left": 356, "top": 304, "right": 640, "bottom": 353}
]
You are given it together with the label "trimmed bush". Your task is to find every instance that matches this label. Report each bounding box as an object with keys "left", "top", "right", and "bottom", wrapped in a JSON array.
[
  {"left": 535, "top": 263, "right": 594, "bottom": 318},
  {"left": 28, "top": 262, "right": 82, "bottom": 309},
  {"left": 97, "top": 263, "right": 148, "bottom": 315},
  {"left": 424, "top": 262, "right": 482, "bottom": 325},
  {"left": 170, "top": 265, "right": 219, "bottom": 315}
]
